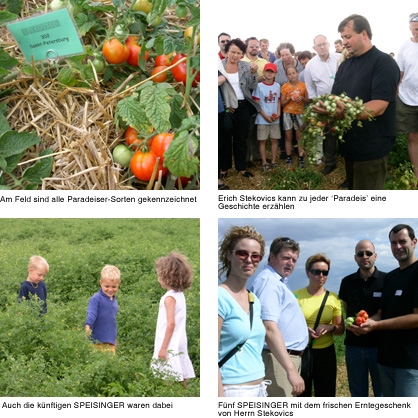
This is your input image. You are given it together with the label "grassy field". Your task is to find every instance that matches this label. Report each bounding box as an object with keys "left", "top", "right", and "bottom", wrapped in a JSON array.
[{"left": 0, "top": 218, "right": 200, "bottom": 397}]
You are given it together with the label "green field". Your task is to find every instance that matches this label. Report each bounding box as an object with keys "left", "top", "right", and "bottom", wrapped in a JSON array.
[{"left": 0, "top": 218, "right": 200, "bottom": 397}]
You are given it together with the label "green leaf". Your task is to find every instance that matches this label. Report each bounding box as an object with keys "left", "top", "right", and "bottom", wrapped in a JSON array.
[
  {"left": 0, "top": 154, "right": 7, "bottom": 170},
  {"left": 4, "top": 152, "right": 23, "bottom": 173},
  {"left": 0, "top": 111, "right": 10, "bottom": 135},
  {"left": 115, "top": 95, "right": 152, "bottom": 137},
  {"left": 169, "top": 94, "right": 187, "bottom": 130},
  {"left": 0, "top": 131, "right": 40, "bottom": 158},
  {"left": 163, "top": 130, "right": 199, "bottom": 177},
  {"left": 57, "top": 67, "right": 78, "bottom": 87},
  {"left": 0, "top": 49, "right": 19, "bottom": 70},
  {"left": 6, "top": 0, "right": 23, "bottom": 15},
  {"left": 0, "top": 10, "right": 18, "bottom": 26},
  {"left": 74, "top": 13, "right": 96, "bottom": 36},
  {"left": 141, "top": 83, "right": 172, "bottom": 133},
  {"left": 21, "top": 149, "right": 54, "bottom": 185}
]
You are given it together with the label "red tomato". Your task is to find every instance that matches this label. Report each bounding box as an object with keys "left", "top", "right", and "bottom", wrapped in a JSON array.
[
  {"left": 155, "top": 54, "right": 173, "bottom": 67},
  {"left": 126, "top": 36, "right": 149, "bottom": 66},
  {"left": 171, "top": 53, "right": 187, "bottom": 84},
  {"left": 192, "top": 69, "right": 200, "bottom": 87},
  {"left": 130, "top": 150, "right": 167, "bottom": 181},
  {"left": 151, "top": 66, "right": 169, "bottom": 83},
  {"left": 102, "top": 38, "right": 130, "bottom": 64},
  {"left": 124, "top": 126, "right": 144, "bottom": 150},
  {"left": 150, "top": 133, "right": 174, "bottom": 160},
  {"left": 355, "top": 316, "right": 366, "bottom": 326}
]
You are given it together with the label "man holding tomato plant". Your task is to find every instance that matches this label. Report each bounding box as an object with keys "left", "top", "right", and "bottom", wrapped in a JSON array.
[
  {"left": 353, "top": 225, "right": 418, "bottom": 397},
  {"left": 339, "top": 239, "right": 386, "bottom": 397}
]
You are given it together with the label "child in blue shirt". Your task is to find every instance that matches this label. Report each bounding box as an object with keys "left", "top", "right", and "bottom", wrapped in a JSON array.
[
  {"left": 18, "top": 255, "right": 49, "bottom": 314},
  {"left": 85, "top": 265, "right": 121, "bottom": 353},
  {"left": 252, "top": 63, "right": 281, "bottom": 172}
]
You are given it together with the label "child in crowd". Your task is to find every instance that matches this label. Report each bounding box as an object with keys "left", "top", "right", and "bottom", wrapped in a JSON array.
[
  {"left": 85, "top": 265, "right": 121, "bottom": 353},
  {"left": 18, "top": 255, "right": 49, "bottom": 314},
  {"left": 280, "top": 66, "right": 309, "bottom": 168},
  {"left": 252, "top": 63, "right": 281, "bottom": 172},
  {"left": 151, "top": 252, "right": 195, "bottom": 384}
]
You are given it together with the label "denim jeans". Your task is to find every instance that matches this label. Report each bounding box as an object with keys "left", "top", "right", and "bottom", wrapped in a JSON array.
[
  {"left": 345, "top": 345, "right": 382, "bottom": 397},
  {"left": 223, "top": 380, "right": 271, "bottom": 397},
  {"left": 379, "top": 365, "right": 418, "bottom": 397}
]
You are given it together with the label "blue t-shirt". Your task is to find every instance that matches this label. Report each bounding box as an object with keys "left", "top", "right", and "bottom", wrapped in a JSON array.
[
  {"left": 218, "top": 286, "right": 266, "bottom": 384},
  {"left": 252, "top": 81, "right": 281, "bottom": 125},
  {"left": 250, "top": 265, "right": 309, "bottom": 351},
  {"left": 85, "top": 289, "right": 119, "bottom": 345},
  {"left": 18, "top": 280, "right": 47, "bottom": 314}
]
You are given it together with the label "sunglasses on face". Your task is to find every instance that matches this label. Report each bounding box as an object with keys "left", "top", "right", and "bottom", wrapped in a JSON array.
[
  {"left": 356, "top": 251, "right": 374, "bottom": 257},
  {"left": 410, "top": 16, "right": 418, "bottom": 22},
  {"left": 234, "top": 250, "right": 263, "bottom": 263},
  {"left": 310, "top": 269, "right": 329, "bottom": 276}
]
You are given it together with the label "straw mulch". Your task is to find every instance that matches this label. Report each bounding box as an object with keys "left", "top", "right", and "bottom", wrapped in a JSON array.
[{"left": 0, "top": 1, "right": 193, "bottom": 190}]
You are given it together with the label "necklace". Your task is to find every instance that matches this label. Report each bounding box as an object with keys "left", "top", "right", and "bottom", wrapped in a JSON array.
[{"left": 29, "top": 282, "right": 38, "bottom": 289}]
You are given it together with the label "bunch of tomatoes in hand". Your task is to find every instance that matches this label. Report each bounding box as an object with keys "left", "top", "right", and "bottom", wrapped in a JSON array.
[
  {"left": 345, "top": 309, "right": 369, "bottom": 327},
  {"left": 301, "top": 93, "right": 372, "bottom": 165}
]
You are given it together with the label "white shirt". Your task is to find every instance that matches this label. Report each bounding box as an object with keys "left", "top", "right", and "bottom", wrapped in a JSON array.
[
  {"left": 304, "top": 52, "right": 341, "bottom": 98},
  {"left": 397, "top": 39, "right": 418, "bottom": 106},
  {"left": 227, "top": 72, "right": 245, "bottom": 100}
]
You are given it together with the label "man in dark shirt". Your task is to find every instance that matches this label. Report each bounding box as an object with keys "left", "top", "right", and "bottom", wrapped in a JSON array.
[
  {"left": 356, "top": 224, "right": 418, "bottom": 396},
  {"left": 339, "top": 240, "right": 386, "bottom": 396},
  {"left": 313, "top": 14, "right": 400, "bottom": 189}
]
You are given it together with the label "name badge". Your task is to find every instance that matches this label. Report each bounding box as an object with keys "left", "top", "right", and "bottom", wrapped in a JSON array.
[
  {"left": 373, "top": 292, "right": 382, "bottom": 297},
  {"left": 395, "top": 290, "right": 403, "bottom": 296}
]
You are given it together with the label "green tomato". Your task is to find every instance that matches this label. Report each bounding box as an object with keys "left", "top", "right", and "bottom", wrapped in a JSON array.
[
  {"left": 345, "top": 317, "right": 355, "bottom": 326},
  {"left": 133, "top": 0, "right": 152, "bottom": 13},
  {"left": 92, "top": 57, "right": 105, "bottom": 73},
  {"left": 175, "top": 5, "right": 188, "bottom": 18},
  {"left": 147, "top": 13, "right": 162, "bottom": 27},
  {"left": 113, "top": 144, "right": 133, "bottom": 168}
]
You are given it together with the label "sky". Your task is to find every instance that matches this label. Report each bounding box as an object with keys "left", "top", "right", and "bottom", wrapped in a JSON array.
[
  {"left": 212, "top": 0, "right": 417, "bottom": 57},
  {"left": 218, "top": 218, "right": 418, "bottom": 293}
]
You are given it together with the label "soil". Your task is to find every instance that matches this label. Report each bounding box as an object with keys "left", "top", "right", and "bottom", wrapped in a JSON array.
[{"left": 220, "top": 153, "right": 348, "bottom": 191}]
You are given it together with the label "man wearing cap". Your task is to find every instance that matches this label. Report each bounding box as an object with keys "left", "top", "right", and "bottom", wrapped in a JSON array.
[
  {"left": 396, "top": 13, "right": 418, "bottom": 180},
  {"left": 252, "top": 62, "right": 281, "bottom": 172},
  {"left": 338, "top": 240, "right": 386, "bottom": 396},
  {"left": 250, "top": 237, "right": 308, "bottom": 397}
]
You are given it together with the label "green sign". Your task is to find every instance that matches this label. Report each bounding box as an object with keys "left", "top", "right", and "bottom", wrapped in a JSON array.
[{"left": 7, "top": 8, "right": 85, "bottom": 62}]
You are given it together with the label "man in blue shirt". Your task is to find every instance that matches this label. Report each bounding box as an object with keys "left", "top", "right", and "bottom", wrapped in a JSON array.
[{"left": 251, "top": 237, "right": 308, "bottom": 397}]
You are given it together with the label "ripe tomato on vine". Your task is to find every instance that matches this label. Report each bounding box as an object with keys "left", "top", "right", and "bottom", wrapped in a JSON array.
[{"left": 102, "top": 38, "right": 130, "bottom": 64}]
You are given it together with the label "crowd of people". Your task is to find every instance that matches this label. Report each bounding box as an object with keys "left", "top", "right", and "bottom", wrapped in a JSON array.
[
  {"left": 218, "top": 224, "right": 418, "bottom": 397},
  {"left": 19, "top": 252, "right": 196, "bottom": 385},
  {"left": 218, "top": 13, "right": 418, "bottom": 190}
]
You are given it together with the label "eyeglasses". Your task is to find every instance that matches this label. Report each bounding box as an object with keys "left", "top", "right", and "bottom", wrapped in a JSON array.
[
  {"left": 310, "top": 269, "right": 329, "bottom": 276},
  {"left": 220, "top": 40, "right": 229, "bottom": 43},
  {"left": 248, "top": 45, "right": 259, "bottom": 49},
  {"left": 234, "top": 250, "right": 263, "bottom": 263},
  {"left": 410, "top": 16, "right": 418, "bottom": 22},
  {"left": 356, "top": 250, "right": 374, "bottom": 257}
]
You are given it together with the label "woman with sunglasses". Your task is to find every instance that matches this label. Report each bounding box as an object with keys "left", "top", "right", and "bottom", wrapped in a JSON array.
[
  {"left": 294, "top": 253, "right": 344, "bottom": 397},
  {"left": 218, "top": 225, "right": 268, "bottom": 397}
]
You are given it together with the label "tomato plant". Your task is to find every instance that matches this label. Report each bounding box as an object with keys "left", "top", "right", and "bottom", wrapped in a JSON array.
[
  {"left": 102, "top": 39, "right": 130, "bottom": 64},
  {"left": 150, "top": 133, "right": 174, "bottom": 160},
  {"left": 151, "top": 66, "right": 169, "bottom": 83},
  {"left": 130, "top": 150, "right": 166, "bottom": 181}
]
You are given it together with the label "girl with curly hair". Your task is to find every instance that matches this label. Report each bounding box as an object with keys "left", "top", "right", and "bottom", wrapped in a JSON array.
[{"left": 151, "top": 252, "right": 195, "bottom": 384}]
